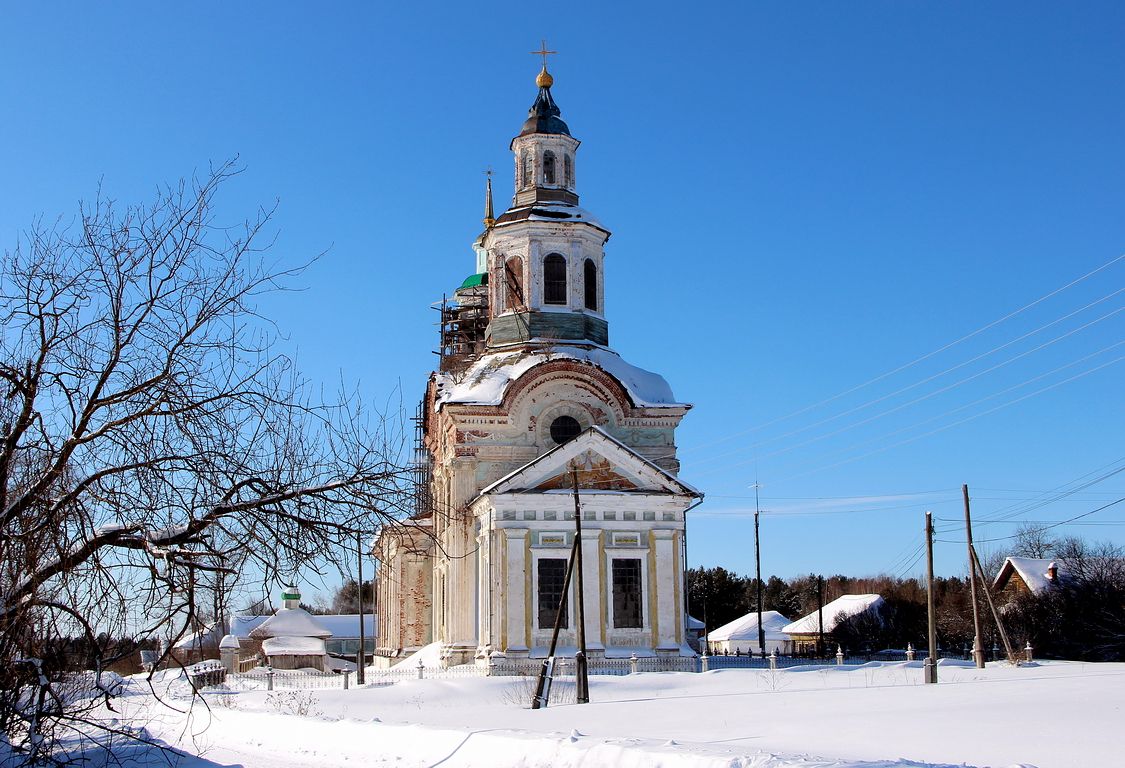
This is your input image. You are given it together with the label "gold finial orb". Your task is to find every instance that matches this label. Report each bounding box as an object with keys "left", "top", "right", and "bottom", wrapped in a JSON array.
[{"left": 536, "top": 66, "right": 554, "bottom": 88}]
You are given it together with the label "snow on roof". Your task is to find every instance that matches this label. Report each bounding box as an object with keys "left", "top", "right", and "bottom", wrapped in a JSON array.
[
  {"left": 434, "top": 347, "right": 685, "bottom": 409},
  {"left": 219, "top": 634, "right": 241, "bottom": 650},
  {"left": 250, "top": 607, "right": 332, "bottom": 639},
  {"left": 994, "top": 557, "right": 1066, "bottom": 594},
  {"left": 262, "top": 636, "right": 327, "bottom": 656},
  {"left": 782, "top": 594, "right": 883, "bottom": 635},
  {"left": 229, "top": 614, "right": 269, "bottom": 638},
  {"left": 706, "top": 610, "right": 792, "bottom": 642},
  {"left": 314, "top": 614, "right": 377, "bottom": 638},
  {"left": 496, "top": 202, "right": 609, "bottom": 233},
  {"left": 476, "top": 426, "right": 701, "bottom": 499},
  {"left": 171, "top": 621, "right": 223, "bottom": 650},
  {"left": 686, "top": 615, "right": 705, "bottom": 630}
]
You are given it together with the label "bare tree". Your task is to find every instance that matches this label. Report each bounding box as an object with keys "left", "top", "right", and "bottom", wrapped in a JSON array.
[
  {"left": 0, "top": 163, "right": 412, "bottom": 762},
  {"left": 1012, "top": 524, "right": 1057, "bottom": 558}
]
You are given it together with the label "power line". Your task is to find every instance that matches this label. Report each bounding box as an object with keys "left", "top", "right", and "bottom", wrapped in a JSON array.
[
  {"left": 938, "top": 496, "right": 1125, "bottom": 545},
  {"left": 693, "top": 306, "right": 1123, "bottom": 478},
  {"left": 935, "top": 456, "right": 1125, "bottom": 524},
  {"left": 757, "top": 345, "right": 1125, "bottom": 484},
  {"left": 766, "top": 354, "right": 1123, "bottom": 485},
  {"left": 681, "top": 252, "right": 1125, "bottom": 457}
]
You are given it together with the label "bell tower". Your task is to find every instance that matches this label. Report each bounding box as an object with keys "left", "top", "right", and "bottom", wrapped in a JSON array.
[
  {"left": 483, "top": 61, "right": 611, "bottom": 349},
  {"left": 374, "top": 52, "right": 700, "bottom": 669}
]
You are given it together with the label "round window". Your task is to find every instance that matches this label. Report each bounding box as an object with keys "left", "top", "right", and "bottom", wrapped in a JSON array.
[{"left": 549, "top": 415, "right": 582, "bottom": 445}]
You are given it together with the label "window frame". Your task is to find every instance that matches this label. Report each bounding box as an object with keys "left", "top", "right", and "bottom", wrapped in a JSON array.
[
  {"left": 543, "top": 150, "right": 557, "bottom": 185},
  {"left": 543, "top": 253, "right": 567, "bottom": 305},
  {"left": 583, "top": 258, "right": 598, "bottom": 311},
  {"left": 521, "top": 150, "right": 533, "bottom": 189},
  {"left": 549, "top": 415, "right": 581, "bottom": 445},
  {"left": 537, "top": 557, "right": 569, "bottom": 630},
  {"left": 611, "top": 557, "right": 644, "bottom": 629}
]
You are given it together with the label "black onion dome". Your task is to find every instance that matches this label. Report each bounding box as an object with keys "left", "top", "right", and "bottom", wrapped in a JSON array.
[{"left": 519, "top": 84, "right": 571, "bottom": 137}]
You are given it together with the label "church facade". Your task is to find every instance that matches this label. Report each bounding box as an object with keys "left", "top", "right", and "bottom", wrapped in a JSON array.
[{"left": 374, "top": 63, "right": 702, "bottom": 667}]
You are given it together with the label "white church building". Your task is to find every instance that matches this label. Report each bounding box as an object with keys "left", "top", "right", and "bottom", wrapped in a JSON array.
[{"left": 374, "top": 61, "right": 703, "bottom": 667}]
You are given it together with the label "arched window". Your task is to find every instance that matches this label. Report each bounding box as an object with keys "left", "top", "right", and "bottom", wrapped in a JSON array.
[
  {"left": 505, "top": 256, "right": 524, "bottom": 310},
  {"left": 583, "top": 258, "right": 597, "bottom": 311},
  {"left": 543, "top": 151, "right": 556, "bottom": 185},
  {"left": 521, "top": 150, "right": 533, "bottom": 189},
  {"left": 543, "top": 253, "right": 567, "bottom": 305},
  {"left": 564, "top": 154, "right": 573, "bottom": 188}
]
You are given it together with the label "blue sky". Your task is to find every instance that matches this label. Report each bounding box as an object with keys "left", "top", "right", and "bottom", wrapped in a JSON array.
[{"left": 2, "top": 2, "right": 1122, "bottom": 589}]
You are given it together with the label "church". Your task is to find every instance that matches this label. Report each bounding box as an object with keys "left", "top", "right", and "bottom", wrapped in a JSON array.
[{"left": 373, "top": 59, "right": 703, "bottom": 667}]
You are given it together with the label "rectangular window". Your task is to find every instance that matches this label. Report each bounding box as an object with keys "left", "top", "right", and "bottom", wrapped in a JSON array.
[
  {"left": 612, "top": 558, "right": 643, "bottom": 629},
  {"left": 538, "top": 558, "right": 568, "bottom": 630}
]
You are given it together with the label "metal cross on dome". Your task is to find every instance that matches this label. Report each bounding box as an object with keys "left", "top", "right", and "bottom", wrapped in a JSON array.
[{"left": 531, "top": 40, "right": 558, "bottom": 68}]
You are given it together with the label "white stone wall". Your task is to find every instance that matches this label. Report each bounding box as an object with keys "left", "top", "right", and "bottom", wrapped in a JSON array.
[
  {"left": 486, "top": 221, "right": 607, "bottom": 319},
  {"left": 473, "top": 492, "right": 690, "bottom": 656}
]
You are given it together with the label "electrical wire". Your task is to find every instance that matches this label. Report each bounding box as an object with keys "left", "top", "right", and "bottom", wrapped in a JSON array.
[
  {"left": 681, "top": 253, "right": 1125, "bottom": 456},
  {"left": 692, "top": 310, "right": 1123, "bottom": 479},
  {"left": 756, "top": 345, "right": 1125, "bottom": 485},
  {"left": 937, "top": 495, "right": 1125, "bottom": 544},
  {"left": 766, "top": 354, "right": 1124, "bottom": 485}
]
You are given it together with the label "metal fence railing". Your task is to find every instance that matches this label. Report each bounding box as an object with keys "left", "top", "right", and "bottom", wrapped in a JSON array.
[
  {"left": 195, "top": 646, "right": 1011, "bottom": 693},
  {"left": 701, "top": 646, "right": 1006, "bottom": 669}
]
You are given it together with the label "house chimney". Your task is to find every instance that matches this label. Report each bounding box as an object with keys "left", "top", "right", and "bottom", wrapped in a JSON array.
[
  {"left": 1046, "top": 562, "right": 1058, "bottom": 582},
  {"left": 281, "top": 585, "right": 301, "bottom": 609}
]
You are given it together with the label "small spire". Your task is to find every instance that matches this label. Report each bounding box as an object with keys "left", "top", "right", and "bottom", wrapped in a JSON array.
[{"left": 483, "top": 169, "right": 495, "bottom": 228}]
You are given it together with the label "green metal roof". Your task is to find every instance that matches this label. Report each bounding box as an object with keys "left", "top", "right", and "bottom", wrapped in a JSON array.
[{"left": 458, "top": 272, "right": 488, "bottom": 289}]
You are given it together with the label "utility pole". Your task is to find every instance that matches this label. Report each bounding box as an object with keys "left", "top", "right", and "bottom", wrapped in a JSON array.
[
  {"left": 963, "top": 484, "right": 985, "bottom": 668},
  {"left": 357, "top": 531, "right": 366, "bottom": 685},
  {"left": 969, "top": 545, "right": 1017, "bottom": 664},
  {"left": 571, "top": 465, "right": 590, "bottom": 704},
  {"left": 754, "top": 483, "right": 765, "bottom": 657},
  {"left": 924, "top": 511, "right": 938, "bottom": 684}
]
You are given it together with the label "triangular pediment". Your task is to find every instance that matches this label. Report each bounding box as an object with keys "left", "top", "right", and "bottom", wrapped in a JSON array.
[
  {"left": 534, "top": 455, "right": 639, "bottom": 492},
  {"left": 478, "top": 427, "right": 700, "bottom": 498}
]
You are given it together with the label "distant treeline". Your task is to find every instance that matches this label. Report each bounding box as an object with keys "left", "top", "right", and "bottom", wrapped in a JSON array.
[{"left": 689, "top": 532, "right": 1125, "bottom": 661}]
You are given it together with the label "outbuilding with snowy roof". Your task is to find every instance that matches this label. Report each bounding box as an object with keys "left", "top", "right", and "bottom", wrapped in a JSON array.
[
  {"left": 705, "top": 610, "right": 793, "bottom": 655},
  {"left": 782, "top": 594, "right": 884, "bottom": 654},
  {"left": 993, "top": 557, "right": 1066, "bottom": 600},
  {"left": 249, "top": 586, "right": 333, "bottom": 671}
]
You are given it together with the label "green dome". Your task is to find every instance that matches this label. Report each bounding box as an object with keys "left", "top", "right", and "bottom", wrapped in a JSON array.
[{"left": 458, "top": 272, "right": 488, "bottom": 290}]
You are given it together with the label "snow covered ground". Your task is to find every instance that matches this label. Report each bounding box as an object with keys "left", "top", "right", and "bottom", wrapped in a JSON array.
[{"left": 48, "top": 659, "right": 1124, "bottom": 768}]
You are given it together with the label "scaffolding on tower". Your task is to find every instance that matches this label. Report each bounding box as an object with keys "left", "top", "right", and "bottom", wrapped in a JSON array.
[
  {"left": 433, "top": 276, "right": 490, "bottom": 373},
  {"left": 411, "top": 397, "right": 432, "bottom": 519}
]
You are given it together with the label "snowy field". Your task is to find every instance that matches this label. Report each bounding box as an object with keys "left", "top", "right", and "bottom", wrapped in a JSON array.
[{"left": 38, "top": 659, "right": 1124, "bottom": 768}]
